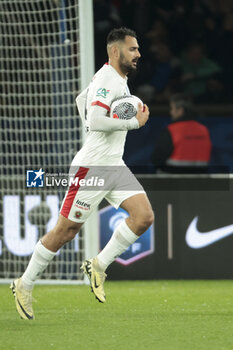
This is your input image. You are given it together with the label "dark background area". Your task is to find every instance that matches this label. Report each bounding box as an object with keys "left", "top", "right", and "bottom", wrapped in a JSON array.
[
  {"left": 94, "top": 0, "right": 233, "bottom": 105},
  {"left": 93, "top": 0, "right": 233, "bottom": 172}
]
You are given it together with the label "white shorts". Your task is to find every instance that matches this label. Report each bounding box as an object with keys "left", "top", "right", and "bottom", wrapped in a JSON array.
[{"left": 60, "top": 165, "right": 145, "bottom": 223}]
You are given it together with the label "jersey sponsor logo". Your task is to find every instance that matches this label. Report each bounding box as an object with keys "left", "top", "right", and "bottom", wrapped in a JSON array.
[
  {"left": 185, "top": 216, "right": 233, "bottom": 249},
  {"left": 96, "top": 88, "right": 110, "bottom": 98},
  {"left": 75, "top": 200, "right": 91, "bottom": 210}
]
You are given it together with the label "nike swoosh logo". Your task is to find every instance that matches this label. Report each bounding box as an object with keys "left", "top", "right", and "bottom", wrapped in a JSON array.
[
  {"left": 186, "top": 217, "right": 233, "bottom": 249},
  {"left": 17, "top": 298, "right": 34, "bottom": 320},
  {"left": 94, "top": 277, "right": 99, "bottom": 289}
]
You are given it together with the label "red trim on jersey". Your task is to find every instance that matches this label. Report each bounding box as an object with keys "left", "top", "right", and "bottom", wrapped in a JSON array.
[
  {"left": 105, "top": 62, "right": 109, "bottom": 65},
  {"left": 60, "top": 167, "right": 89, "bottom": 219},
  {"left": 91, "top": 101, "right": 110, "bottom": 112}
]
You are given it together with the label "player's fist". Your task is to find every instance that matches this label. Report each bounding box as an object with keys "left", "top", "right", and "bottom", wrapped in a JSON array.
[{"left": 136, "top": 103, "right": 149, "bottom": 127}]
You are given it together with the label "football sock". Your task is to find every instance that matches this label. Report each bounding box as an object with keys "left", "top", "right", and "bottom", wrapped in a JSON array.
[
  {"left": 21, "top": 240, "right": 56, "bottom": 290},
  {"left": 97, "top": 220, "right": 138, "bottom": 271}
]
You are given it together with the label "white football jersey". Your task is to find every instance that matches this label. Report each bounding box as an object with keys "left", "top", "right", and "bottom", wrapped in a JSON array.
[{"left": 73, "top": 63, "right": 131, "bottom": 166}]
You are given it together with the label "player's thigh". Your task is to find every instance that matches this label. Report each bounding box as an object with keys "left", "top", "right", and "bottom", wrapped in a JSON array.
[
  {"left": 105, "top": 166, "right": 152, "bottom": 218},
  {"left": 106, "top": 191, "right": 154, "bottom": 234},
  {"left": 120, "top": 192, "right": 154, "bottom": 222}
]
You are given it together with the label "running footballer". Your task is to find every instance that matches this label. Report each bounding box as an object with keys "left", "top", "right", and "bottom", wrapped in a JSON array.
[{"left": 11, "top": 27, "right": 154, "bottom": 320}]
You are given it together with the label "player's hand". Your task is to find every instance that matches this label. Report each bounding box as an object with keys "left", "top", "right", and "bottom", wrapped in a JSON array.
[{"left": 136, "top": 103, "right": 149, "bottom": 127}]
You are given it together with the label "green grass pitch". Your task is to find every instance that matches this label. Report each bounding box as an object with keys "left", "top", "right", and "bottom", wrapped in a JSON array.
[{"left": 1, "top": 280, "right": 233, "bottom": 350}]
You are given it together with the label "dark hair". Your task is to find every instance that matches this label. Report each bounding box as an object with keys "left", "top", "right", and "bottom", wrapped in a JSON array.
[
  {"left": 107, "top": 27, "right": 137, "bottom": 45},
  {"left": 170, "top": 93, "right": 196, "bottom": 118}
]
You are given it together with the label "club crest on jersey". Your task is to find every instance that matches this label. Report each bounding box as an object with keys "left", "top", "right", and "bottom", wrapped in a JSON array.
[
  {"left": 75, "top": 211, "right": 82, "bottom": 219},
  {"left": 96, "top": 88, "right": 110, "bottom": 98}
]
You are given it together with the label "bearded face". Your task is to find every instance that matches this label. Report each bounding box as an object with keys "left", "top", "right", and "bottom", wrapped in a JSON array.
[
  {"left": 117, "top": 36, "right": 140, "bottom": 75},
  {"left": 119, "top": 51, "right": 139, "bottom": 75}
]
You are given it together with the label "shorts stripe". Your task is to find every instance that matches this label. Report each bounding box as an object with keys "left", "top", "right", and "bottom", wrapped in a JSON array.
[{"left": 60, "top": 167, "right": 89, "bottom": 219}]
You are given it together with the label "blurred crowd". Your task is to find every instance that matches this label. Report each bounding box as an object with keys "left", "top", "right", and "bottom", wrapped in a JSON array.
[{"left": 94, "top": 0, "right": 233, "bottom": 104}]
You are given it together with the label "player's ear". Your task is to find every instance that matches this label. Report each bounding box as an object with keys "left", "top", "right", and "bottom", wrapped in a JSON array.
[{"left": 111, "top": 44, "right": 120, "bottom": 59}]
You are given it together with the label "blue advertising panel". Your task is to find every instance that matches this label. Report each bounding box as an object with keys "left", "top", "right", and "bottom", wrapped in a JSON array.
[{"left": 99, "top": 206, "right": 154, "bottom": 266}]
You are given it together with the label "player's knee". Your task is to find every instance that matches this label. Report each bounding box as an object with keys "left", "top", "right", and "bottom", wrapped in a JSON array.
[
  {"left": 133, "top": 208, "right": 154, "bottom": 232},
  {"left": 54, "top": 226, "right": 78, "bottom": 244},
  {"left": 141, "top": 209, "right": 154, "bottom": 229},
  {"left": 146, "top": 209, "right": 155, "bottom": 227}
]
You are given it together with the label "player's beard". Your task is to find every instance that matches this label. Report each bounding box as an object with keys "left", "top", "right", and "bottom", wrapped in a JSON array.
[{"left": 119, "top": 52, "right": 138, "bottom": 76}]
